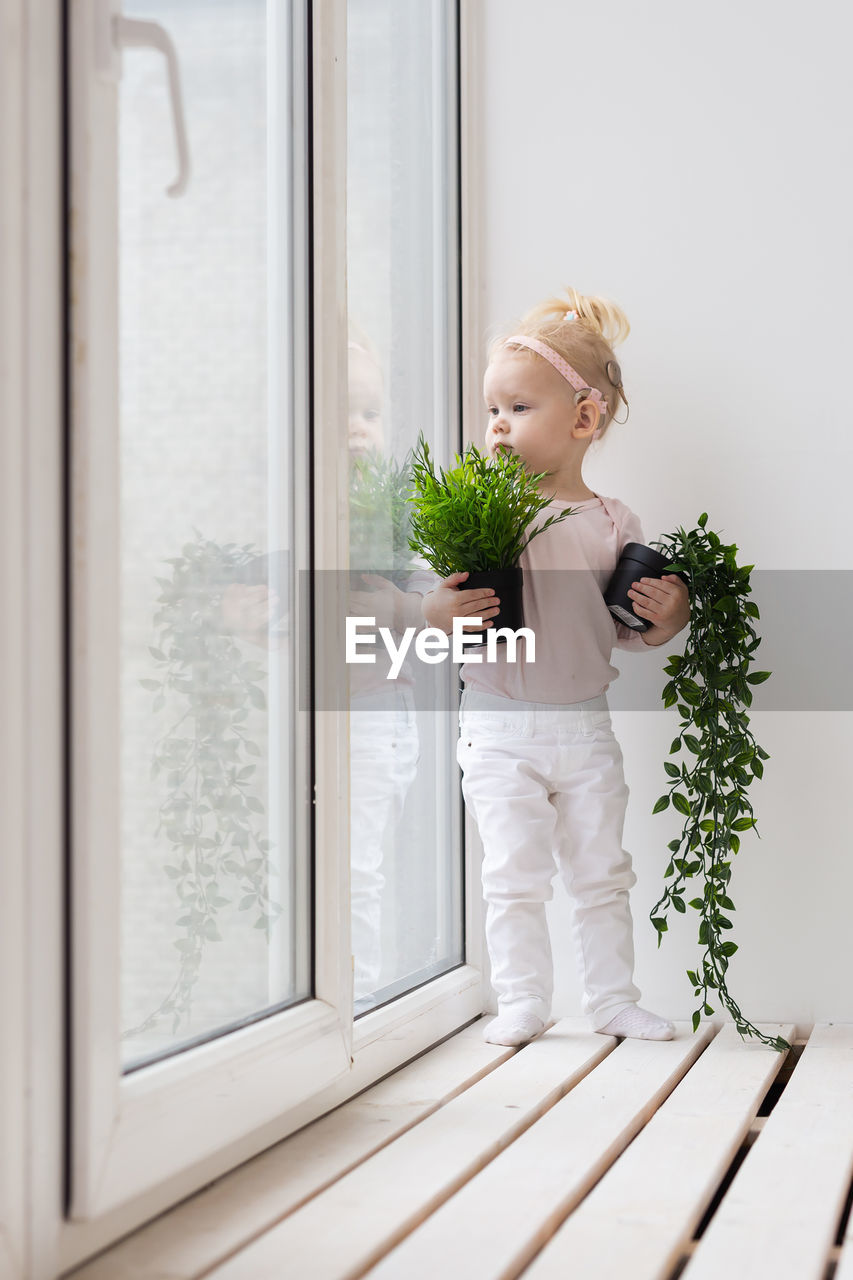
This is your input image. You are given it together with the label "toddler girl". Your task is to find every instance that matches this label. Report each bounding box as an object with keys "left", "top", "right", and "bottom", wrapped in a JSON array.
[{"left": 423, "top": 288, "right": 690, "bottom": 1046}]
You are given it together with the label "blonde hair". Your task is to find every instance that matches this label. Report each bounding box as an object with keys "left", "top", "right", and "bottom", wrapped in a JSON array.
[{"left": 488, "top": 287, "right": 630, "bottom": 439}]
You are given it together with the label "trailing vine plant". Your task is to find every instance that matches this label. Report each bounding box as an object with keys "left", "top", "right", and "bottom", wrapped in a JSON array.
[
  {"left": 123, "top": 530, "right": 283, "bottom": 1043},
  {"left": 647, "top": 513, "right": 790, "bottom": 1053}
]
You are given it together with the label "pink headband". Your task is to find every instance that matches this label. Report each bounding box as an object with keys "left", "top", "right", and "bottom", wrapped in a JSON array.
[{"left": 504, "top": 330, "right": 607, "bottom": 439}]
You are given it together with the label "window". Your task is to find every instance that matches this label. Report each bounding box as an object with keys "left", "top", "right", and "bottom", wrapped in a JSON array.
[{"left": 51, "top": 0, "right": 477, "bottom": 1257}]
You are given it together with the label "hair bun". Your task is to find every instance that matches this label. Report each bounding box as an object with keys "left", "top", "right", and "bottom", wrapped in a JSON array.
[{"left": 564, "top": 287, "right": 630, "bottom": 346}]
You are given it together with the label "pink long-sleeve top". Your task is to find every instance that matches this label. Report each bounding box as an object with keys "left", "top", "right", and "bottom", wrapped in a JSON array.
[{"left": 460, "top": 492, "right": 652, "bottom": 704}]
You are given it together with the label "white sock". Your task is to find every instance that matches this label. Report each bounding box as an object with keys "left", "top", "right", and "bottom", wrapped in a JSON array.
[
  {"left": 597, "top": 1004, "right": 676, "bottom": 1040},
  {"left": 483, "top": 1011, "right": 546, "bottom": 1046}
]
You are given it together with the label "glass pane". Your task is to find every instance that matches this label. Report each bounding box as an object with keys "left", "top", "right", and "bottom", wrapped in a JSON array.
[
  {"left": 119, "top": 0, "right": 309, "bottom": 1070},
  {"left": 347, "top": 0, "right": 464, "bottom": 1014}
]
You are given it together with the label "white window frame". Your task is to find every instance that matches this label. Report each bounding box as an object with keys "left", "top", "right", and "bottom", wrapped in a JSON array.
[
  {"left": 1, "top": 5, "right": 33, "bottom": 1278},
  {"left": 0, "top": 0, "right": 487, "bottom": 1273},
  {"left": 1, "top": 1, "right": 485, "bottom": 1273}
]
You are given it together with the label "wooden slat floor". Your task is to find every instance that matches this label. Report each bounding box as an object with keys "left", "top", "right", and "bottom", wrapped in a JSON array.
[{"left": 67, "top": 1017, "right": 853, "bottom": 1280}]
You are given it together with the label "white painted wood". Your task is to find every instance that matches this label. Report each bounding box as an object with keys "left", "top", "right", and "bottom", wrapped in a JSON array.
[
  {"left": 365, "top": 1021, "right": 713, "bottom": 1280},
  {"left": 459, "top": 0, "right": 486, "bottom": 454},
  {"left": 681, "top": 1023, "right": 853, "bottom": 1280},
  {"left": 64, "top": 1019, "right": 509, "bottom": 1279},
  {"left": 58, "top": 969, "right": 482, "bottom": 1274},
  {"left": 518, "top": 1021, "right": 795, "bottom": 1280},
  {"left": 309, "top": 0, "right": 354, "bottom": 1036},
  {"left": 7, "top": 4, "right": 66, "bottom": 1279},
  {"left": 458, "top": 0, "right": 488, "bottom": 997},
  {"left": 0, "top": 1, "right": 28, "bottom": 1275},
  {"left": 202, "top": 1017, "right": 617, "bottom": 1278}
]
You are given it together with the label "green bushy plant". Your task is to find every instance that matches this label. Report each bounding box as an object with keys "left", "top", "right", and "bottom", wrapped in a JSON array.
[{"left": 407, "top": 432, "right": 577, "bottom": 575}]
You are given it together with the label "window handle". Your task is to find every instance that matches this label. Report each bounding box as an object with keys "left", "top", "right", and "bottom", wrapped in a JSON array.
[{"left": 110, "top": 13, "right": 191, "bottom": 197}]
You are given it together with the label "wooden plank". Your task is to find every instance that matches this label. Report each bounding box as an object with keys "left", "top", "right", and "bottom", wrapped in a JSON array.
[
  {"left": 682, "top": 1023, "right": 853, "bottom": 1280},
  {"left": 363, "top": 1021, "right": 713, "bottom": 1280},
  {"left": 515, "top": 1022, "right": 795, "bottom": 1280},
  {"left": 203, "top": 1017, "right": 617, "bottom": 1279},
  {"left": 66, "top": 1019, "right": 512, "bottom": 1279}
]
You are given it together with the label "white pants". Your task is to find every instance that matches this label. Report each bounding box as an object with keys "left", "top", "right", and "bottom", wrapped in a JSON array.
[{"left": 457, "top": 688, "right": 642, "bottom": 1031}]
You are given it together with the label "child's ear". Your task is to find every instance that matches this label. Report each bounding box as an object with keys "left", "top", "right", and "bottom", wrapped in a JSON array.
[{"left": 571, "top": 398, "right": 601, "bottom": 438}]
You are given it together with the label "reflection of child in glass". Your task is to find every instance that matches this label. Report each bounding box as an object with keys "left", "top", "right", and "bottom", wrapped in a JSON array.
[
  {"left": 345, "top": 332, "right": 432, "bottom": 1006},
  {"left": 222, "top": 331, "right": 428, "bottom": 1007},
  {"left": 422, "top": 288, "right": 690, "bottom": 1046}
]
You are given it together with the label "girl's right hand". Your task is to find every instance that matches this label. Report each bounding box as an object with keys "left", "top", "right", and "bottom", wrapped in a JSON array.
[{"left": 422, "top": 570, "right": 501, "bottom": 634}]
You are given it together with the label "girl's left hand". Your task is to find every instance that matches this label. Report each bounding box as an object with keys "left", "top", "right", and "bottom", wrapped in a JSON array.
[{"left": 628, "top": 573, "right": 690, "bottom": 644}]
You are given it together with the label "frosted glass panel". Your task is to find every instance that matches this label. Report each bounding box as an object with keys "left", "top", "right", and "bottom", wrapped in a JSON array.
[{"left": 118, "top": 0, "right": 308, "bottom": 1069}]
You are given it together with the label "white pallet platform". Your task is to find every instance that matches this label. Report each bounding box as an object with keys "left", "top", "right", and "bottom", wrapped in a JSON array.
[{"left": 67, "top": 1019, "right": 853, "bottom": 1280}]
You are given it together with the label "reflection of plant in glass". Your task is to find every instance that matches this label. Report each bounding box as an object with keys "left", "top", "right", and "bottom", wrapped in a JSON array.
[
  {"left": 349, "top": 447, "right": 419, "bottom": 580},
  {"left": 648, "top": 514, "right": 789, "bottom": 1053},
  {"left": 123, "top": 530, "right": 282, "bottom": 1043}
]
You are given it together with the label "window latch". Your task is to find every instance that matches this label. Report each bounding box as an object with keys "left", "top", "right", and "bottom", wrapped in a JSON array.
[{"left": 95, "top": 3, "right": 191, "bottom": 198}]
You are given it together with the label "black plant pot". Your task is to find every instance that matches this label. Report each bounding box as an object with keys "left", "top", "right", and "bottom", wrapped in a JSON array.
[
  {"left": 460, "top": 566, "right": 524, "bottom": 643},
  {"left": 603, "top": 542, "right": 690, "bottom": 633}
]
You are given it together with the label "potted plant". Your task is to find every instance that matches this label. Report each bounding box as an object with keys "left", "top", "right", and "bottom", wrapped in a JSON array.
[
  {"left": 645, "top": 513, "right": 790, "bottom": 1053},
  {"left": 406, "top": 432, "right": 577, "bottom": 639}
]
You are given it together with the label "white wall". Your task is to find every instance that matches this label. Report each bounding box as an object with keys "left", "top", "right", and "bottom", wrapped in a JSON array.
[{"left": 478, "top": 0, "right": 853, "bottom": 1031}]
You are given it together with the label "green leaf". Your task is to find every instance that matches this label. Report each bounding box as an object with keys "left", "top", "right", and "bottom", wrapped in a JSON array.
[
  {"left": 746, "top": 671, "right": 771, "bottom": 685},
  {"left": 652, "top": 795, "right": 670, "bottom": 814},
  {"left": 247, "top": 685, "right": 267, "bottom": 710}
]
